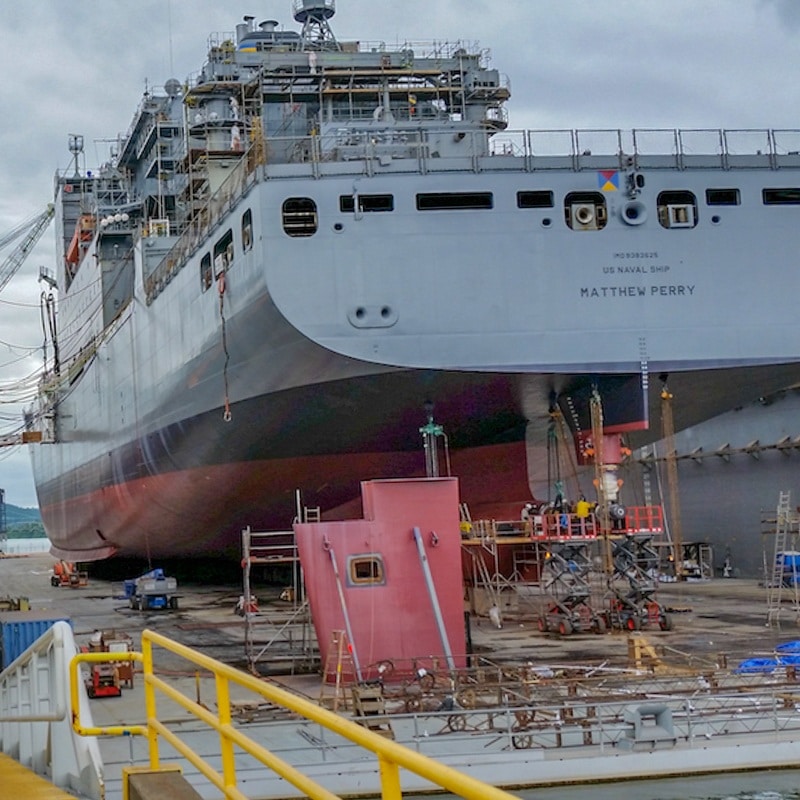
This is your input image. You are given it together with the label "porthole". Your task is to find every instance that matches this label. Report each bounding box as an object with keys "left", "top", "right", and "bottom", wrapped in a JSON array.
[
  {"left": 241, "top": 209, "right": 253, "bottom": 252},
  {"left": 564, "top": 191, "right": 607, "bottom": 231},
  {"left": 213, "top": 229, "right": 234, "bottom": 276},
  {"left": 347, "top": 554, "right": 386, "bottom": 586},
  {"left": 282, "top": 197, "right": 318, "bottom": 237},
  {"left": 657, "top": 190, "right": 698, "bottom": 229},
  {"left": 200, "top": 253, "right": 212, "bottom": 292}
]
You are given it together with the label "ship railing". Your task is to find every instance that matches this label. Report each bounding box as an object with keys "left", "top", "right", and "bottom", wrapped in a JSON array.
[
  {"left": 144, "top": 149, "right": 258, "bottom": 304},
  {"left": 69, "top": 631, "right": 518, "bottom": 800},
  {"left": 143, "top": 124, "right": 800, "bottom": 304},
  {"left": 537, "top": 513, "right": 598, "bottom": 540},
  {"left": 0, "top": 620, "right": 104, "bottom": 799},
  {"left": 297, "top": 36, "right": 488, "bottom": 63},
  {"left": 468, "top": 518, "right": 529, "bottom": 542},
  {"left": 355, "top": 687, "right": 800, "bottom": 755},
  {"left": 261, "top": 126, "right": 800, "bottom": 174},
  {"left": 468, "top": 507, "right": 663, "bottom": 544},
  {"left": 351, "top": 38, "right": 485, "bottom": 62},
  {"left": 337, "top": 655, "right": 800, "bottom": 706},
  {"left": 65, "top": 642, "right": 800, "bottom": 780},
  {"left": 388, "top": 688, "right": 800, "bottom": 755},
  {"left": 622, "top": 504, "right": 664, "bottom": 533}
]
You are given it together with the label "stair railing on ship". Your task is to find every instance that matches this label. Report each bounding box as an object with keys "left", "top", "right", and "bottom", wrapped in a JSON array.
[
  {"left": 0, "top": 620, "right": 104, "bottom": 799},
  {"left": 70, "top": 628, "right": 520, "bottom": 800}
]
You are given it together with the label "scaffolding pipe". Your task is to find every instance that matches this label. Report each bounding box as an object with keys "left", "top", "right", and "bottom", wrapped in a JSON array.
[{"left": 413, "top": 526, "right": 456, "bottom": 670}]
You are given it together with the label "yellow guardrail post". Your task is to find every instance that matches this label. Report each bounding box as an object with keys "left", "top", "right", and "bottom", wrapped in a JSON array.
[
  {"left": 141, "top": 629, "right": 160, "bottom": 769},
  {"left": 68, "top": 651, "right": 147, "bottom": 737},
  {"left": 215, "top": 671, "right": 237, "bottom": 793},
  {"left": 377, "top": 754, "right": 403, "bottom": 800},
  {"left": 70, "top": 630, "right": 521, "bottom": 800}
]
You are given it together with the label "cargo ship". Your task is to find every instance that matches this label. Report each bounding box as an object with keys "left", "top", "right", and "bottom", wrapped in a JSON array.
[{"left": 27, "top": 1, "right": 800, "bottom": 560}]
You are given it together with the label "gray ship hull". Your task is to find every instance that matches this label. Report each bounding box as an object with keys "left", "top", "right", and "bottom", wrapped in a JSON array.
[
  {"left": 627, "top": 386, "right": 800, "bottom": 578},
  {"left": 26, "top": 8, "right": 800, "bottom": 560}
]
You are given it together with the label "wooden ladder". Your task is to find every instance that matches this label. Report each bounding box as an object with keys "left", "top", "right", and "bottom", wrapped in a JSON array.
[
  {"left": 318, "top": 630, "right": 352, "bottom": 711},
  {"left": 351, "top": 684, "right": 395, "bottom": 739}
]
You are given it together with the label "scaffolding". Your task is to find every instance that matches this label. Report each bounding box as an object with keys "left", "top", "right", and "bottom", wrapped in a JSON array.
[
  {"left": 461, "top": 507, "right": 669, "bottom": 633},
  {"left": 765, "top": 490, "right": 800, "bottom": 627},
  {"left": 460, "top": 517, "right": 541, "bottom": 624},
  {"left": 241, "top": 526, "right": 317, "bottom": 674}
]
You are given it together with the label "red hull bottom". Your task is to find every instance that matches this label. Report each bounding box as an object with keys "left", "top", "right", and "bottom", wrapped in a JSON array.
[{"left": 45, "top": 441, "right": 533, "bottom": 561}]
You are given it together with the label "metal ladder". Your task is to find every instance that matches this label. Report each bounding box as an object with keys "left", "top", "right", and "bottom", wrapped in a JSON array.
[{"left": 767, "top": 491, "right": 794, "bottom": 627}]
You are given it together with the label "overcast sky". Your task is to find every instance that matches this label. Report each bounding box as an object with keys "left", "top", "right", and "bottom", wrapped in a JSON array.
[{"left": 1, "top": 0, "right": 799, "bottom": 509}]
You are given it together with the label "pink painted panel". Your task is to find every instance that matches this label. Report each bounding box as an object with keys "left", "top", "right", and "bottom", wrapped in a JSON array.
[{"left": 295, "top": 478, "right": 466, "bottom": 682}]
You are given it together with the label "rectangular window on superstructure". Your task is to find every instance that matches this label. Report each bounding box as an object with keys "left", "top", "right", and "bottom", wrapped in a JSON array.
[
  {"left": 763, "top": 188, "right": 800, "bottom": 205},
  {"left": 213, "top": 229, "right": 234, "bottom": 276},
  {"left": 517, "top": 190, "right": 554, "bottom": 209},
  {"left": 241, "top": 209, "right": 253, "bottom": 252},
  {"left": 416, "top": 192, "right": 494, "bottom": 211},
  {"left": 339, "top": 194, "right": 395, "bottom": 213},
  {"left": 282, "top": 197, "right": 318, "bottom": 237},
  {"left": 706, "top": 188, "right": 740, "bottom": 206},
  {"left": 200, "top": 253, "right": 212, "bottom": 292}
]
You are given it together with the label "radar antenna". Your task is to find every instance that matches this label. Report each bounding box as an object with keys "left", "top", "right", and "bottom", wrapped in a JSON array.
[
  {"left": 293, "top": 0, "right": 340, "bottom": 51},
  {"left": 68, "top": 134, "right": 85, "bottom": 178}
]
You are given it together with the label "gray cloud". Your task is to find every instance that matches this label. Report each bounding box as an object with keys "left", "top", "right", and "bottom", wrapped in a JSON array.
[{"left": 761, "top": 0, "right": 800, "bottom": 29}]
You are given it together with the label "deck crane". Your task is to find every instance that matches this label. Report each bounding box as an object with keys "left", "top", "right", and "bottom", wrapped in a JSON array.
[{"left": 0, "top": 204, "right": 55, "bottom": 294}]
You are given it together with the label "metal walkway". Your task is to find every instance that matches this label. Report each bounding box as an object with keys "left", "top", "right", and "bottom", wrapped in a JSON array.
[
  {"left": 0, "top": 753, "right": 75, "bottom": 799},
  {"left": 1, "top": 619, "right": 518, "bottom": 799}
]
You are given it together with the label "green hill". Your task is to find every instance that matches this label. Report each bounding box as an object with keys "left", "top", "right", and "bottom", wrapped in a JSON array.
[
  {"left": 4, "top": 503, "right": 46, "bottom": 538},
  {"left": 5, "top": 503, "right": 41, "bottom": 526}
]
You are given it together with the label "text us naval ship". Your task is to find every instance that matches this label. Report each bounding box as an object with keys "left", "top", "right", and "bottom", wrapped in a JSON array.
[{"left": 27, "top": 1, "right": 800, "bottom": 560}]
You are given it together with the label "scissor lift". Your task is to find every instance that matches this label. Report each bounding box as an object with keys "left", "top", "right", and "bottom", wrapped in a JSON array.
[
  {"left": 538, "top": 538, "right": 605, "bottom": 635},
  {"left": 607, "top": 534, "right": 672, "bottom": 631}
]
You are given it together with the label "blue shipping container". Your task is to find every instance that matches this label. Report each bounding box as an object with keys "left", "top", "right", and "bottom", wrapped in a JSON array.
[{"left": 0, "top": 611, "right": 72, "bottom": 669}]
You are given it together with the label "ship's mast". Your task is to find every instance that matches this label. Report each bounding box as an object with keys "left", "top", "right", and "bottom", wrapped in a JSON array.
[{"left": 293, "top": 0, "right": 340, "bottom": 51}]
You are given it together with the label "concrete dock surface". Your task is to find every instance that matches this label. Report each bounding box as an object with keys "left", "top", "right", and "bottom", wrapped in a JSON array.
[
  {"left": 3, "top": 551, "right": 800, "bottom": 799},
  {"left": 1, "top": 551, "right": 797, "bottom": 681}
]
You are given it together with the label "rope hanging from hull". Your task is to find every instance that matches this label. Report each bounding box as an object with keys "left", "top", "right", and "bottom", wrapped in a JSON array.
[{"left": 218, "top": 272, "right": 232, "bottom": 422}]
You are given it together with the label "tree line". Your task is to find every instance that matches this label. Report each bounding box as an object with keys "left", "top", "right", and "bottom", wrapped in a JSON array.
[{"left": 5, "top": 522, "right": 47, "bottom": 539}]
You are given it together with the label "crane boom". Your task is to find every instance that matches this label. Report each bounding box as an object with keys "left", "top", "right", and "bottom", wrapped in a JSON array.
[
  {"left": 0, "top": 209, "right": 46, "bottom": 250},
  {"left": 0, "top": 204, "right": 55, "bottom": 293}
]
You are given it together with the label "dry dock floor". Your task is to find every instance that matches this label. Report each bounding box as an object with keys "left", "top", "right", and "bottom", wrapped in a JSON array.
[
  {"left": 5, "top": 552, "right": 800, "bottom": 799},
  {"left": 1, "top": 552, "right": 797, "bottom": 676}
]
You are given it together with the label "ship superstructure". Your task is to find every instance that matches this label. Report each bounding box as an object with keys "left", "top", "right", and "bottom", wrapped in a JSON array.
[{"left": 28, "top": 1, "right": 800, "bottom": 559}]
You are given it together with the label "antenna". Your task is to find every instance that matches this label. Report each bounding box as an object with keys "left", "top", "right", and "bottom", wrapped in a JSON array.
[
  {"left": 68, "top": 134, "right": 85, "bottom": 177},
  {"left": 293, "top": 0, "right": 340, "bottom": 51},
  {"left": 167, "top": 0, "right": 174, "bottom": 77}
]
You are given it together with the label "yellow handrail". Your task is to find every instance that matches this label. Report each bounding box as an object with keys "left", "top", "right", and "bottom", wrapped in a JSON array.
[{"left": 70, "top": 630, "right": 521, "bottom": 800}]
